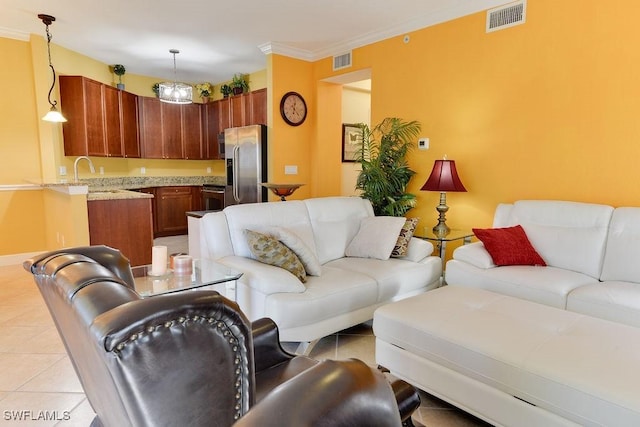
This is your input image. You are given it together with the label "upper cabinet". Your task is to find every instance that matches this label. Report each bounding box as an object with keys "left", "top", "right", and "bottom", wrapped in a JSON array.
[
  {"left": 59, "top": 76, "right": 139, "bottom": 158},
  {"left": 138, "top": 98, "right": 204, "bottom": 160},
  {"left": 59, "top": 75, "right": 266, "bottom": 161}
]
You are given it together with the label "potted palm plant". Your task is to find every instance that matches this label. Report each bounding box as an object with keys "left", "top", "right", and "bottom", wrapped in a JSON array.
[{"left": 354, "top": 117, "right": 421, "bottom": 217}]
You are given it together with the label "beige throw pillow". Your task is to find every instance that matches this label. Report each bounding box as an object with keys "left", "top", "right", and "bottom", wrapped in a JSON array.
[
  {"left": 345, "top": 216, "right": 407, "bottom": 260},
  {"left": 245, "top": 229, "right": 307, "bottom": 282},
  {"left": 391, "top": 217, "right": 419, "bottom": 257}
]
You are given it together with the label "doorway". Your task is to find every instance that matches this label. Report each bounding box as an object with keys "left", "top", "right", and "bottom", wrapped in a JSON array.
[{"left": 322, "top": 69, "right": 372, "bottom": 196}]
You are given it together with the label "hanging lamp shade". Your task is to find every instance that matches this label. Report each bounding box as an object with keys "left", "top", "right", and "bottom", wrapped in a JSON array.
[
  {"left": 159, "top": 49, "right": 192, "bottom": 104},
  {"left": 38, "top": 14, "right": 67, "bottom": 123}
]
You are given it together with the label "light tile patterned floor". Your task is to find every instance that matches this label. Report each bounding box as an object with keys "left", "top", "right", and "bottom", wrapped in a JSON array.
[{"left": 0, "top": 239, "right": 491, "bottom": 426}]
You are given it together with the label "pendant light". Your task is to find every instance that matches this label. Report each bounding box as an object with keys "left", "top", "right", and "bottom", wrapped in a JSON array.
[
  {"left": 38, "top": 14, "right": 67, "bottom": 123},
  {"left": 159, "top": 49, "right": 192, "bottom": 104}
]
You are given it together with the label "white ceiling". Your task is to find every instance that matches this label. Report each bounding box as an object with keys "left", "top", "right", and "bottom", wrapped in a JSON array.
[{"left": 0, "top": 0, "right": 508, "bottom": 84}]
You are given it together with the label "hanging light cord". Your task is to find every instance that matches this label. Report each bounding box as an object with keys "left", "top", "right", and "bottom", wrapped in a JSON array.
[{"left": 44, "top": 22, "right": 57, "bottom": 109}]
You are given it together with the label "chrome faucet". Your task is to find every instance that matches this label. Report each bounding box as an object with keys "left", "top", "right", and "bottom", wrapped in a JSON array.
[{"left": 73, "top": 156, "right": 95, "bottom": 182}]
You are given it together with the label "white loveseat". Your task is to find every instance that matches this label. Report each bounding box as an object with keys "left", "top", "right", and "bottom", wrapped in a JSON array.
[
  {"left": 446, "top": 199, "right": 640, "bottom": 326},
  {"left": 194, "top": 196, "right": 442, "bottom": 344},
  {"left": 373, "top": 200, "right": 640, "bottom": 426}
]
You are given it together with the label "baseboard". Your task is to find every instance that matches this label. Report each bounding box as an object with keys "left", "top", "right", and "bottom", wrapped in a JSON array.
[{"left": 0, "top": 251, "right": 43, "bottom": 267}]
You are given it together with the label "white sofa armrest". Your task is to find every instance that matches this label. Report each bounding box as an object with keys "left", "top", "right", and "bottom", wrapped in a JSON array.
[
  {"left": 216, "top": 255, "right": 307, "bottom": 295},
  {"left": 400, "top": 238, "right": 435, "bottom": 263},
  {"left": 452, "top": 242, "right": 496, "bottom": 269}
]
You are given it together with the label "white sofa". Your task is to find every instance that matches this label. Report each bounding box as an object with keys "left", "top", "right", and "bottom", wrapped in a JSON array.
[
  {"left": 446, "top": 199, "right": 640, "bottom": 327},
  {"left": 373, "top": 200, "right": 640, "bottom": 426},
  {"left": 194, "top": 196, "right": 442, "bottom": 344}
]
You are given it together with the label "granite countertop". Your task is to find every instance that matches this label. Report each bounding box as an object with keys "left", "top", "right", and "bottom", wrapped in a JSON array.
[
  {"left": 38, "top": 175, "right": 225, "bottom": 190},
  {"left": 87, "top": 189, "right": 153, "bottom": 201}
]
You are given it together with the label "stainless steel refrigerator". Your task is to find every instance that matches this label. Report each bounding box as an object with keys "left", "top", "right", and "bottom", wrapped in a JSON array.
[{"left": 224, "top": 124, "right": 268, "bottom": 206}]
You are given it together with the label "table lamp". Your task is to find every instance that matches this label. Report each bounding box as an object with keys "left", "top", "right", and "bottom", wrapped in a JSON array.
[{"left": 421, "top": 159, "right": 467, "bottom": 236}]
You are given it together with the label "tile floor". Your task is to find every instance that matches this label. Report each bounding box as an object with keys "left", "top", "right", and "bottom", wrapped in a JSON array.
[{"left": 0, "top": 238, "right": 490, "bottom": 426}]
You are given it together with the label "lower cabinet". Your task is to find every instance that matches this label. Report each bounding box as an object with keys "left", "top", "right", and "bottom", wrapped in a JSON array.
[
  {"left": 87, "top": 198, "right": 153, "bottom": 266},
  {"left": 139, "top": 186, "right": 202, "bottom": 238},
  {"left": 155, "top": 187, "right": 193, "bottom": 237}
]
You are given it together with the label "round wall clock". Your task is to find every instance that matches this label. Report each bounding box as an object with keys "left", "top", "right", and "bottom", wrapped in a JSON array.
[{"left": 280, "top": 91, "right": 307, "bottom": 126}]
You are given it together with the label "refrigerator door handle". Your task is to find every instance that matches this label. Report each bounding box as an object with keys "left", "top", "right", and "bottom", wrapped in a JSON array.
[{"left": 232, "top": 145, "right": 240, "bottom": 202}]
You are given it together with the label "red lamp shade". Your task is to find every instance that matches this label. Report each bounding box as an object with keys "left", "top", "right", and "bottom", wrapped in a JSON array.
[{"left": 420, "top": 160, "right": 467, "bottom": 193}]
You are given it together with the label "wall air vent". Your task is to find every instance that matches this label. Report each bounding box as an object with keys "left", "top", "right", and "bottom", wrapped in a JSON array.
[
  {"left": 486, "top": 0, "right": 526, "bottom": 33},
  {"left": 333, "top": 52, "right": 352, "bottom": 71}
]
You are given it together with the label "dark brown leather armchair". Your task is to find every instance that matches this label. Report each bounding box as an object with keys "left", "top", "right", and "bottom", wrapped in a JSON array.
[{"left": 25, "top": 246, "right": 418, "bottom": 427}]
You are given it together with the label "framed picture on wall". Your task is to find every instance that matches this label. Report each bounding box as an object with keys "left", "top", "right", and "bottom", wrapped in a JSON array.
[{"left": 342, "top": 123, "right": 361, "bottom": 162}]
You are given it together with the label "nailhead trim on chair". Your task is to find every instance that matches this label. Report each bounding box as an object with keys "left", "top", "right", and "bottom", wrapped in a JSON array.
[{"left": 112, "top": 314, "right": 246, "bottom": 420}]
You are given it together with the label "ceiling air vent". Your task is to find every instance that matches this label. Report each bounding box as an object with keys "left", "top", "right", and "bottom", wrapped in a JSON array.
[
  {"left": 333, "top": 52, "right": 352, "bottom": 71},
  {"left": 486, "top": 0, "right": 526, "bottom": 33}
]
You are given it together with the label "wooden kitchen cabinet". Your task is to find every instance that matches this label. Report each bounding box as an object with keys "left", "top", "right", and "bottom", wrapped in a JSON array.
[
  {"left": 182, "top": 103, "right": 204, "bottom": 160},
  {"left": 60, "top": 76, "right": 139, "bottom": 157},
  {"left": 87, "top": 198, "right": 153, "bottom": 266},
  {"left": 138, "top": 97, "right": 203, "bottom": 159},
  {"left": 202, "top": 102, "right": 221, "bottom": 159},
  {"left": 155, "top": 186, "right": 195, "bottom": 237},
  {"left": 217, "top": 97, "right": 231, "bottom": 132},
  {"left": 230, "top": 93, "right": 250, "bottom": 127},
  {"left": 250, "top": 88, "right": 267, "bottom": 125}
]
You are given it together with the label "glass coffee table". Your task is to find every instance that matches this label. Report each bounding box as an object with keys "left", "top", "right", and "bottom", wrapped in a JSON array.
[{"left": 131, "top": 258, "right": 242, "bottom": 300}]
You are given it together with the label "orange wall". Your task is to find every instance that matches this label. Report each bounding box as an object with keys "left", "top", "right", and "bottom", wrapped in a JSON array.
[
  {"left": 5, "top": 0, "right": 640, "bottom": 258},
  {"left": 309, "top": 0, "right": 640, "bottom": 240},
  {"left": 268, "top": 55, "right": 315, "bottom": 200}
]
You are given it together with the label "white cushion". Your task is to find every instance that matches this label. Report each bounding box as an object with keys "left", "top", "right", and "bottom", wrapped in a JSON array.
[
  {"left": 327, "top": 256, "right": 441, "bottom": 302},
  {"left": 346, "top": 216, "right": 406, "bottom": 260},
  {"left": 374, "top": 286, "right": 640, "bottom": 426},
  {"left": 601, "top": 207, "right": 640, "bottom": 283},
  {"left": 304, "top": 197, "right": 374, "bottom": 264},
  {"left": 264, "top": 265, "right": 378, "bottom": 330},
  {"left": 451, "top": 242, "right": 495, "bottom": 269},
  {"left": 216, "top": 255, "right": 306, "bottom": 294},
  {"left": 400, "top": 238, "right": 435, "bottom": 263},
  {"left": 200, "top": 211, "right": 234, "bottom": 260},
  {"left": 499, "top": 200, "right": 614, "bottom": 278},
  {"left": 567, "top": 281, "right": 640, "bottom": 328},
  {"left": 445, "top": 259, "right": 599, "bottom": 309},
  {"left": 223, "top": 201, "right": 316, "bottom": 259}
]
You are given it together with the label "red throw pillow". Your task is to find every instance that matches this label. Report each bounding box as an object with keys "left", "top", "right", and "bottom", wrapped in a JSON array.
[{"left": 472, "top": 225, "right": 546, "bottom": 266}]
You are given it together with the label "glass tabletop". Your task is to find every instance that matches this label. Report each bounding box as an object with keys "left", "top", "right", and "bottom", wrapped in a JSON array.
[
  {"left": 132, "top": 258, "right": 242, "bottom": 297},
  {"left": 415, "top": 228, "right": 474, "bottom": 242}
]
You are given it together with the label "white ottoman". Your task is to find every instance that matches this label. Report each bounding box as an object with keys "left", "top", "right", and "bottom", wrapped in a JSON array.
[{"left": 374, "top": 286, "right": 640, "bottom": 427}]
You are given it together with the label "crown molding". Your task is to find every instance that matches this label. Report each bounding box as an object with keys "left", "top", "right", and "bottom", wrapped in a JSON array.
[
  {"left": 0, "top": 26, "right": 30, "bottom": 41},
  {"left": 260, "top": 0, "right": 506, "bottom": 62},
  {"left": 259, "top": 42, "right": 316, "bottom": 61}
]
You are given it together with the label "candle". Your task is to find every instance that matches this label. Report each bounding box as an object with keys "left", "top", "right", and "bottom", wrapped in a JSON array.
[
  {"left": 173, "top": 255, "right": 193, "bottom": 276},
  {"left": 151, "top": 245, "right": 168, "bottom": 276}
]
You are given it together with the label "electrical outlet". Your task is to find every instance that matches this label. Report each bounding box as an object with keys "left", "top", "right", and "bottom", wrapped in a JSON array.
[
  {"left": 206, "top": 167, "right": 212, "bottom": 174},
  {"left": 140, "top": 167, "right": 146, "bottom": 175},
  {"left": 418, "top": 138, "right": 429, "bottom": 150},
  {"left": 99, "top": 166, "right": 104, "bottom": 175},
  {"left": 59, "top": 166, "right": 67, "bottom": 176},
  {"left": 284, "top": 165, "right": 298, "bottom": 175}
]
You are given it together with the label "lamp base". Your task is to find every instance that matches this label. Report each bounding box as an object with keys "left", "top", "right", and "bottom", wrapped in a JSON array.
[
  {"left": 432, "top": 192, "right": 450, "bottom": 237},
  {"left": 432, "top": 222, "right": 450, "bottom": 237}
]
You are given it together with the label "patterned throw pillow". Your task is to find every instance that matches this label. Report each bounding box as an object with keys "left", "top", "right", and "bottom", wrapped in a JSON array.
[
  {"left": 391, "top": 217, "right": 419, "bottom": 257},
  {"left": 245, "top": 229, "right": 307, "bottom": 282},
  {"left": 260, "top": 226, "right": 322, "bottom": 276}
]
